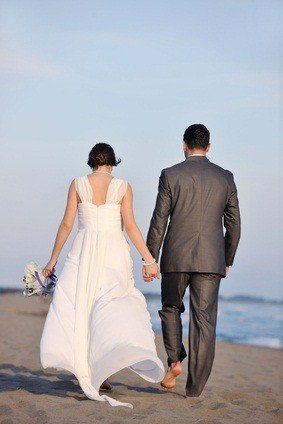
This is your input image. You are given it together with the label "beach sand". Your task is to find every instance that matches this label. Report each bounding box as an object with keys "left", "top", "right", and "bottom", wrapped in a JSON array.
[{"left": 0, "top": 293, "right": 282, "bottom": 424}]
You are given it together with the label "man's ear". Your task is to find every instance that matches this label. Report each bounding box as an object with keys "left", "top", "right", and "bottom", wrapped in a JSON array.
[
  {"left": 183, "top": 141, "right": 188, "bottom": 153},
  {"left": 206, "top": 143, "right": 211, "bottom": 153}
]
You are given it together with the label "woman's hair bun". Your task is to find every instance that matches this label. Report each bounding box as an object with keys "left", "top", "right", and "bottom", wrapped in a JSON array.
[{"left": 87, "top": 143, "right": 121, "bottom": 168}]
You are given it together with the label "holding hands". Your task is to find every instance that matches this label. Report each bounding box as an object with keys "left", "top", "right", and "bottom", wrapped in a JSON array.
[{"left": 142, "top": 258, "right": 160, "bottom": 283}]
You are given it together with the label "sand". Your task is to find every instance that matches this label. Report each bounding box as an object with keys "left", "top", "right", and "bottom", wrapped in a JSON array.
[{"left": 0, "top": 292, "right": 282, "bottom": 424}]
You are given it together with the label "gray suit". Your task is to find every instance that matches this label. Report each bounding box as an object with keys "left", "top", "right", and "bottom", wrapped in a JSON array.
[
  {"left": 147, "top": 155, "right": 241, "bottom": 276},
  {"left": 146, "top": 155, "right": 241, "bottom": 396}
]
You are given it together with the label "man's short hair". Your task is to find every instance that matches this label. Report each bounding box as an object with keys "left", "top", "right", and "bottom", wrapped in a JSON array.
[{"left": 183, "top": 124, "right": 210, "bottom": 150}]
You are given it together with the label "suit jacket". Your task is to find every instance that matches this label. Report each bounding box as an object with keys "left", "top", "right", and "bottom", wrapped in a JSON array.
[{"left": 146, "top": 156, "right": 241, "bottom": 277}]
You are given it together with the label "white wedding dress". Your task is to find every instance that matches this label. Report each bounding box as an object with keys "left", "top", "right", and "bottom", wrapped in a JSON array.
[{"left": 40, "top": 175, "right": 164, "bottom": 408}]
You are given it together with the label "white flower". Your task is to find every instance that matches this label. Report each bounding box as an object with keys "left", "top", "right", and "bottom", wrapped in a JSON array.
[
  {"left": 23, "top": 261, "right": 57, "bottom": 297},
  {"left": 25, "top": 261, "right": 42, "bottom": 276}
]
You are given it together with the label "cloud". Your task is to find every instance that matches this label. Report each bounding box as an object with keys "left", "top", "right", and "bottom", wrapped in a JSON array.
[{"left": 0, "top": 42, "right": 60, "bottom": 78}]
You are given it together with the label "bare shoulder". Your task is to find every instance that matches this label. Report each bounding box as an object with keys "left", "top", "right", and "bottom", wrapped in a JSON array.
[
  {"left": 69, "top": 178, "right": 77, "bottom": 189},
  {"left": 70, "top": 176, "right": 83, "bottom": 188},
  {"left": 69, "top": 176, "right": 84, "bottom": 196},
  {"left": 114, "top": 177, "right": 130, "bottom": 189},
  {"left": 114, "top": 176, "right": 127, "bottom": 183},
  {"left": 115, "top": 178, "right": 132, "bottom": 205},
  {"left": 72, "top": 175, "right": 84, "bottom": 184},
  {"left": 124, "top": 180, "right": 132, "bottom": 195}
]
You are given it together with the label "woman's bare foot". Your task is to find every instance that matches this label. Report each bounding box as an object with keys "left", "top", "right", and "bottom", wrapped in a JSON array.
[
  {"left": 160, "top": 361, "right": 182, "bottom": 389},
  {"left": 99, "top": 379, "right": 113, "bottom": 391}
]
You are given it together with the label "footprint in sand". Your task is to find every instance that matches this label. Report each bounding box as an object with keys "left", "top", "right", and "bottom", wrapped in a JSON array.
[{"left": 210, "top": 402, "right": 227, "bottom": 410}]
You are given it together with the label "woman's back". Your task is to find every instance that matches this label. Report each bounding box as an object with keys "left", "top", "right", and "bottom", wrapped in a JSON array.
[
  {"left": 75, "top": 174, "right": 128, "bottom": 208},
  {"left": 41, "top": 143, "right": 163, "bottom": 409},
  {"left": 80, "top": 173, "right": 115, "bottom": 206},
  {"left": 74, "top": 174, "right": 128, "bottom": 234},
  {"left": 41, "top": 171, "right": 164, "bottom": 409}
]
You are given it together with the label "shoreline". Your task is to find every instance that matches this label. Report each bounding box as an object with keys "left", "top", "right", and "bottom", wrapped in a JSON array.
[
  {"left": 1, "top": 287, "right": 282, "bottom": 304},
  {"left": 1, "top": 290, "right": 282, "bottom": 351}
]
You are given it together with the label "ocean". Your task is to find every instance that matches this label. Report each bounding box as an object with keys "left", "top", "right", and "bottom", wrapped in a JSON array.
[
  {"left": 1, "top": 288, "right": 282, "bottom": 350},
  {"left": 144, "top": 293, "right": 283, "bottom": 349}
]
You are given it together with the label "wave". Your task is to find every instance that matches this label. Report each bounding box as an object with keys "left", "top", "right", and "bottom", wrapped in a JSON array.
[
  {"left": 245, "top": 337, "right": 282, "bottom": 349},
  {"left": 143, "top": 292, "right": 283, "bottom": 305}
]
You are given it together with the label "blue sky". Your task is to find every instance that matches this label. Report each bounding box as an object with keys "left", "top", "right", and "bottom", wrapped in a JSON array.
[{"left": 1, "top": 0, "right": 282, "bottom": 298}]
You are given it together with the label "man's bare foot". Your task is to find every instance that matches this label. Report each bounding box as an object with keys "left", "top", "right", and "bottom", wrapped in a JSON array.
[
  {"left": 160, "top": 361, "right": 182, "bottom": 389},
  {"left": 99, "top": 379, "right": 113, "bottom": 391}
]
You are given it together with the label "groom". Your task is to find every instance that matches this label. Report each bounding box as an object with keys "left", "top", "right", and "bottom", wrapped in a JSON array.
[{"left": 145, "top": 124, "right": 241, "bottom": 397}]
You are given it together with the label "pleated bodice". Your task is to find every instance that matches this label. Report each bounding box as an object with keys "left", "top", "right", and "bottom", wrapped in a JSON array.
[{"left": 77, "top": 203, "right": 122, "bottom": 232}]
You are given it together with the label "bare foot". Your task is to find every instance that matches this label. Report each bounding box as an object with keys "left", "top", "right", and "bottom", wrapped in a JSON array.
[
  {"left": 160, "top": 361, "right": 182, "bottom": 389},
  {"left": 99, "top": 379, "right": 113, "bottom": 391}
]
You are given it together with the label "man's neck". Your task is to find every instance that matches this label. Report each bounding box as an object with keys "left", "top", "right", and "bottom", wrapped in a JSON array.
[{"left": 186, "top": 152, "right": 207, "bottom": 158}]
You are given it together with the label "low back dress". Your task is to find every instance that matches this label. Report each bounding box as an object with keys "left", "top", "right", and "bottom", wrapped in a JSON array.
[{"left": 40, "top": 175, "right": 165, "bottom": 408}]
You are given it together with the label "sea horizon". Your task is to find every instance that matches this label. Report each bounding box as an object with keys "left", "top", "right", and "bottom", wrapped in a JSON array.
[{"left": 2, "top": 287, "right": 282, "bottom": 351}]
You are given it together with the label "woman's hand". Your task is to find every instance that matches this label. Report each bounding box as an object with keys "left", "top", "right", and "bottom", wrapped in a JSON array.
[
  {"left": 142, "top": 262, "right": 160, "bottom": 283},
  {"left": 43, "top": 259, "right": 57, "bottom": 278}
]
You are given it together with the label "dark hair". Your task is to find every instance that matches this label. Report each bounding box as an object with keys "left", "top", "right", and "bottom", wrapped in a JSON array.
[
  {"left": 183, "top": 124, "right": 210, "bottom": 150},
  {"left": 87, "top": 143, "right": 121, "bottom": 168}
]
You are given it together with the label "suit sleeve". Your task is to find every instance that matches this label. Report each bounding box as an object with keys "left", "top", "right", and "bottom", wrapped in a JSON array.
[
  {"left": 146, "top": 170, "right": 172, "bottom": 262},
  {"left": 224, "top": 172, "right": 241, "bottom": 266}
]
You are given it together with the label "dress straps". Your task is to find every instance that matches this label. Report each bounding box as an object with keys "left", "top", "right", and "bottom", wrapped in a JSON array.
[
  {"left": 75, "top": 175, "right": 128, "bottom": 205},
  {"left": 74, "top": 176, "right": 93, "bottom": 203},
  {"left": 106, "top": 178, "right": 128, "bottom": 204}
]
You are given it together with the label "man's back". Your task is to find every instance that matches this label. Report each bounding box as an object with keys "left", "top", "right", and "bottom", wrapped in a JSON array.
[
  {"left": 147, "top": 155, "right": 241, "bottom": 276},
  {"left": 147, "top": 124, "right": 241, "bottom": 397}
]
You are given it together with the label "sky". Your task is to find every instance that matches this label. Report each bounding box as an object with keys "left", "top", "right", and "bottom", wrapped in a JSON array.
[{"left": 0, "top": 0, "right": 282, "bottom": 299}]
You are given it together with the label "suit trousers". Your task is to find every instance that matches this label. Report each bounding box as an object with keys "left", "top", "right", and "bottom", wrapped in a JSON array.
[{"left": 159, "top": 272, "right": 221, "bottom": 397}]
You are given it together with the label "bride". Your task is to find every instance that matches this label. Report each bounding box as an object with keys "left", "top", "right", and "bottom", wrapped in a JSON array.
[{"left": 40, "top": 143, "right": 165, "bottom": 408}]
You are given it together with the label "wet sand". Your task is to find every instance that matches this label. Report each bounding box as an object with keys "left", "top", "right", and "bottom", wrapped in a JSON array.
[{"left": 0, "top": 293, "right": 282, "bottom": 424}]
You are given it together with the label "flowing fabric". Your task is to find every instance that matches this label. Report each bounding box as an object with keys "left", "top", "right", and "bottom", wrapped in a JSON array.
[{"left": 40, "top": 175, "right": 164, "bottom": 408}]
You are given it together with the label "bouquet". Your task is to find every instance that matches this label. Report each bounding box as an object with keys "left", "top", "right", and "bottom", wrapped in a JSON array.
[{"left": 22, "top": 262, "right": 58, "bottom": 296}]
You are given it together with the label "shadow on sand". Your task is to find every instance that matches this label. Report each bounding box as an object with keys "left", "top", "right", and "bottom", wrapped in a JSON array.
[{"left": 0, "top": 363, "right": 177, "bottom": 400}]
